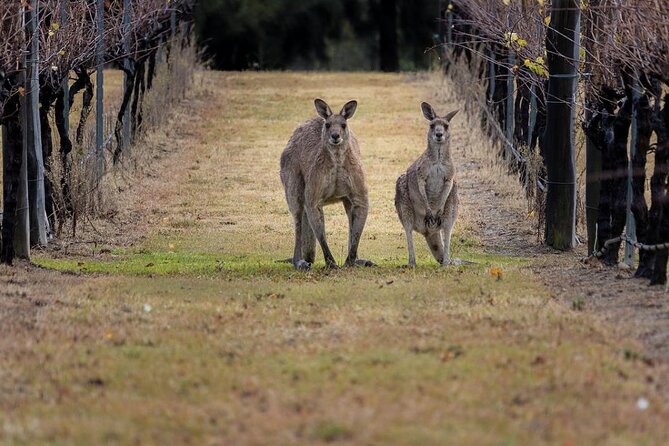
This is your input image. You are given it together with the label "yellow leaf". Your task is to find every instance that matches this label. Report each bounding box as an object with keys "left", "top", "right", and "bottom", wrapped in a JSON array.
[
  {"left": 502, "top": 0, "right": 510, "bottom": 5},
  {"left": 489, "top": 267, "right": 503, "bottom": 280},
  {"left": 51, "top": 22, "right": 60, "bottom": 30},
  {"left": 17, "top": 86, "right": 26, "bottom": 97},
  {"left": 517, "top": 38, "right": 527, "bottom": 47},
  {"left": 544, "top": 15, "right": 551, "bottom": 26}
]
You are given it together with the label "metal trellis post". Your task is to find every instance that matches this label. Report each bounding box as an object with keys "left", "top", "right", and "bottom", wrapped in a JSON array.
[
  {"left": 527, "top": 83, "right": 537, "bottom": 149},
  {"left": 489, "top": 47, "right": 496, "bottom": 102},
  {"left": 96, "top": 0, "right": 104, "bottom": 180},
  {"left": 123, "top": 0, "right": 132, "bottom": 151},
  {"left": 505, "top": 51, "right": 516, "bottom": 157},
  {"left": 624, "top": 73, "right": 639, "bottom": 266},
  {"left": 446, "top": 3, "right": 452, "bottom": 47},
  {"left": 26, "top": 1, "right": 48, "bottom": 247},
  {"left": 61, "top": 1, "right": 69, "bottom": 135}
]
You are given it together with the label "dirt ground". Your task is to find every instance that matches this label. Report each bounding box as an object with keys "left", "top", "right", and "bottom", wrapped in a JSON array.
[
  {"left": 441, "top": 102, "right": 669, "bottom": 401},
  {"left": 2, "top": 71, "right": 669, "bottom": 444}
]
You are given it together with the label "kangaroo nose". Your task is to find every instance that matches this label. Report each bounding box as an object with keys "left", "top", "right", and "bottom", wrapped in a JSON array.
[
  {"left": 332, "top": 133, "right": 340, "bottom": 140},
  {"left": 436, "top": 132, "right": 444, "bottom": 139}
]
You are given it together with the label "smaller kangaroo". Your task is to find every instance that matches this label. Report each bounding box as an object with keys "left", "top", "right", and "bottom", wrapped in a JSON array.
[
  {"left": 395, "top": 102, "right": 459, "bottom": 267},
  {"left": 280, "top": 99, "right": 373, "bottom": 270}
]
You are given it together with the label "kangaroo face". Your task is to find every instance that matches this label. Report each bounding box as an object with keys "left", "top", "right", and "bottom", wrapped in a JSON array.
[
  {"left": 428, "top": 118, "right": 450, "bottom": 144},
  {"left": 323, "top": 115, "right": 349, "bottom": 146},
  {"left": 421, "top": 102, "right": 459, "bottom": 145},
  {"left": 314, "top": 98, "right": 358, "bottom": 147}
]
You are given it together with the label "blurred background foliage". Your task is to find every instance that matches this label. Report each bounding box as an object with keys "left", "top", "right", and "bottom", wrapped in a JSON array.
[{"left": 195, "top": 0, "right": 441, "bottom": 71}]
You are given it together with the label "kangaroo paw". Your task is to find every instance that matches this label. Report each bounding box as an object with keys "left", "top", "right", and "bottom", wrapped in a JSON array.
[{"left": 294, "top": 260, "right": 311, "bottom": 271}]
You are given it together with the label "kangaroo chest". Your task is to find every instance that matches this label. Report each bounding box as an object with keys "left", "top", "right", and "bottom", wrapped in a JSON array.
[
  {"left": 322, "top": 150, "right": 353, "bottom": 202},
  {"left": 425, "top": 163, "right": 453, "bottom": 206}
]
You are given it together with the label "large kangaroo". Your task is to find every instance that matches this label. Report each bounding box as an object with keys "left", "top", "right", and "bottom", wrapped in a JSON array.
[
  {"left": 395, "top": 102, "right": 459, "bottom": 267},
  {"left": 280, "top": 99, "right": 373, "bottom": 270}
]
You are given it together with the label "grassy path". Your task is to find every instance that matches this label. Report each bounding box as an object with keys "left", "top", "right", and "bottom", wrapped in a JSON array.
[{"left": 3, "top": 72, "right": 668, "bottom": 445}]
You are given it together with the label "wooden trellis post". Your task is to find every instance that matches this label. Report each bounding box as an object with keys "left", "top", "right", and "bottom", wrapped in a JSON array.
[
  {"left": 16, "top": 69, "right": 30, "bottom": 259},
  {"left": 543, "top": 0, "right": 580, "bottom": 249}
]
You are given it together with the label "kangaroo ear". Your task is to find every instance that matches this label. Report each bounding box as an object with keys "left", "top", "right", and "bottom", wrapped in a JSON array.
[
  {"left": 444, "top": 109, "right": 459, "bottom": 122},
  {"left": 340, "top": 100, "right": 358, "bottom": 120},
  {"left": 421, "top": 102, "right": 436, "bottom": 121},
  {"left": 314, "top": 99, "right": 333, "bottom": 119}
]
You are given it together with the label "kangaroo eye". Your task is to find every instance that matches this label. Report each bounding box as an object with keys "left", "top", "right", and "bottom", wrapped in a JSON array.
[
  {"left": 325, "top": 123, "right": 331, "bottom": 129},
  {"left": 430, "top": 124, "right": 435, "bottom": 129},
  {"left": 342, "top": 123, "right": 347, "bottom": 129}
]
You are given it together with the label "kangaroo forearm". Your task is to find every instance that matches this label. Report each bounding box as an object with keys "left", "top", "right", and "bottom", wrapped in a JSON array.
[{"left": 417, "top": 180, "right": 432, "bottom": 212}]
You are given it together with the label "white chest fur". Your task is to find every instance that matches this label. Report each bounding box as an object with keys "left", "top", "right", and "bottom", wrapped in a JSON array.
[{"left": 425, "top": 163, "right": 453, "bottom": 209}]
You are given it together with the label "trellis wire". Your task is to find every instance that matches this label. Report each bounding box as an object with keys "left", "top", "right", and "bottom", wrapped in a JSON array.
[
  {"left": 443, "top": 49, "right": 546, "bottom": 193},
  {"left": 593, "top": 234, "right": 669, "bottom": 259}
]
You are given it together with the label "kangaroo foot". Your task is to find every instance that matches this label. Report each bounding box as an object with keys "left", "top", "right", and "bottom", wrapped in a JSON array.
[
  {"left": 634, "top": 265, "right": 654, "bottom": 279},
  {"left": 325, "top": 260, "right": 340, "bottom": 270},
  {"left": 401, "top": 262, "right": 416, "bottom": 269},
  {"left": 294, "top": 260, "right": 311, "bottom": 271},
  {"left": 345, "top": 258, "right": 375, "bottom": 267}
]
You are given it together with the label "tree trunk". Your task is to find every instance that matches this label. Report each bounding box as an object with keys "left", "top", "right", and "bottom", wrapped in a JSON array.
[
  {"left": 55, "top": 87, "right": 73, "bottom": 217},
  {"left": 631, "top": 88, "right": 655, "bottom": 278},
  {"left": 131, "top": 61, "right": 146, "bottom": 138},
  {"left": 40, "top": 84, "right": 56, "bottom": 230},
  {"left": 543, "top": 0, "right": 580, "bottom": 250},
  {"left": 584, "top": 0, "right": 602, "bottom": 255},
  {"left": 72, "top": 68, "right": 94, "bottom": 146},
  {"left": 114, "top": 62, "right": 136, "bottom": 164}
]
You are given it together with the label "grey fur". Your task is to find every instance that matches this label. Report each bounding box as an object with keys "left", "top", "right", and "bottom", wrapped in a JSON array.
[
  {"left": 395, "top": 102, "right": 459, "bottom": 267},
  {"left": 280, "top": 98, "right": 372, "bottom": 270}
]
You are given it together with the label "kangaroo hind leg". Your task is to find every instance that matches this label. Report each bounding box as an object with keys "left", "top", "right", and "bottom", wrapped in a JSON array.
[
  {"left": 343, "top": 198, "right": 374, "bottom": 267},
  {"left": 301, "top": 209, "right": 316, "bottom": 264}
]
